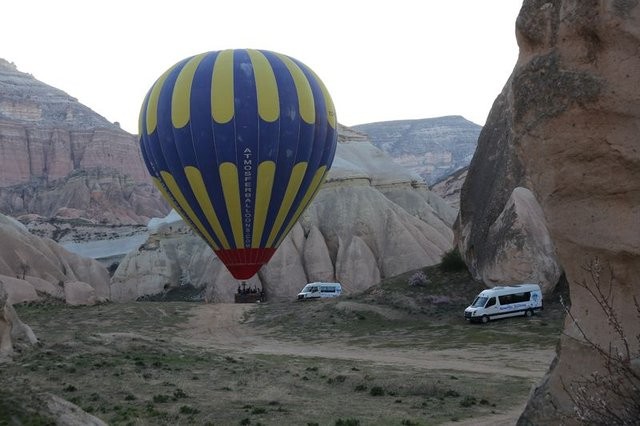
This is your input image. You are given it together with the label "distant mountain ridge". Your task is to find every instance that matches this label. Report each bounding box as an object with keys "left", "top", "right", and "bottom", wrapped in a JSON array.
[
  {"left": 353, "top": 116, "right": 481, "bottom": 185},
  {"left": 0, "top": 59, "right": 114, "bottom": 130},
  {"left": 0, "top": 58, "right": 168, "bottom": 224}
]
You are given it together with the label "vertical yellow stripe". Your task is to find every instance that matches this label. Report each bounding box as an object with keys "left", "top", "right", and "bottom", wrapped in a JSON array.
[
  {"left": 212, "top": 50, "right": 235, "bottom": 124},
  {"left": 266, "top": 162, "right": 308, "bottom": 247},
  {"left": 138, "top": 99, "right": 148, "bottom": 136},
  {"left": 275, "top": 167, "right": 327, "bottom": 247},
  {"left": 159, "top": 171, "right": 219, "bottom": 250},
  {"left": 219, "top": 162, "right": 244, "bottom": 248},
  {"left": 276, "top": 53, "right": 315, "bottom": 124},
  {"left": 247, "top": 50, "right": 279, "bottom": 122},
  {"left": 251, "top": 161, "right": 276, "bottom": 247},
  {"left": 172, "top": 53, "right": 207, "bottom": 129},
  {"left": 184, "top": 166, "right": 231, "bottom": 249},
  {"left": 307, "top": 67, "right": 337, "bottom": 129},
  {"left": 152, "top": 177, "right": 214, "bottom": 247},
  {"left": 146, "top": 65, "right": 177, "bottom": 135},
  {"left": 151, "top": 178, "right": 189, "bottom": 223}
]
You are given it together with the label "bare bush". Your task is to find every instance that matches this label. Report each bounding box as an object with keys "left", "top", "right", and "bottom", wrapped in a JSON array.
[
  {"left": 560, "top": 258, "right": 640, "bottom": 425},
  {"left": 407, "top": 271, "right": 429, "bottom": 287}
]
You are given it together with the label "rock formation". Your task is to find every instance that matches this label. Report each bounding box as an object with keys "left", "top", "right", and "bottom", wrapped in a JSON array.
[
  {"left": 0, "top": 282, "right": 38, "bottom": 360},
  {"left": 455, "top": 53, "right": 562, "bottom": 293},
  {"left": 0, "top": 212, "right": 110, "bottom": 305},
  {"left": 430, "top": 166, "right": 468, "bottom": 211},
  {"left": 459, "top": 1, "right": 640, "bottom": 423},
  {"left": 111, "top": 125, "right": 455, "bottom": 301},
  {"left": 353, "top": 116, "right": 481, "bottom": 184},
  {"left": 0, "top": 58, "right": 169, "bottom": 224}
]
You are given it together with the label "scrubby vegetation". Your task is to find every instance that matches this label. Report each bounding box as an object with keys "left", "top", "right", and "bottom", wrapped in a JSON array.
[
  {"left": 439, "top": 247, "right": 468, "bottom": 272},
  {"left": 1, "top": 263, "right": 566, "bottom": 424}
]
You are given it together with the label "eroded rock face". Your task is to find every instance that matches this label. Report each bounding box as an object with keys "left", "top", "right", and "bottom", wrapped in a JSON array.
[
  {"left": 0, "top": 59, "right": 169, "bottom": 224},
  {"left": 111, "top": 126, "right": 455, "bottom": 301},
  {"left": 0, "top": 282, "right": 38, "bottom": 360},
  {"left": 353, "top": 116, "right": 481, "bottom": 185},
  {"left": 430, "top": 166, "right": 467, "bottom": 211},
  {"left": 456, "top": 95, "right": 562, "bottom": 292},
  {"left": 458, "top": 1, "right": 640, "bottom": 423},
  {"left": 483, "top": 187, "right": 561, "bottom": 293},
  {"left": 0, "top": 212, "right": 110, "bottom": 305},
  {"left": 515, "top": 2, "right": 640, "bottom": 423}
]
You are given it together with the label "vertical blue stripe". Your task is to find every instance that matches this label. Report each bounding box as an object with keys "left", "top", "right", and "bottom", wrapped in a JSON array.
[
  {"left": 258, "top": 51, "right": 302, "bottom": 247},
  {"left": 188, "top": 51, "right": 236, "bottom": 247},
  {"left": 153, "top": 57, "right": 223, "bottom": 249},
  {"left": 268, "top": 57, "right": 337, "bottom": 245}
]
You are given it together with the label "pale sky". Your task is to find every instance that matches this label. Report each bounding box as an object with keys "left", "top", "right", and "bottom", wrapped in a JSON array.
[{"left": 2, "top": 0, "right": 523, "bottom": 134}]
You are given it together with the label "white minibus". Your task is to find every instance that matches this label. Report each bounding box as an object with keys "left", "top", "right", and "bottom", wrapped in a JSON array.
[
  {"left": 297, "top": 282, "right": 342, "bottom": 300},
  {"left": 464, "top": 284, "right": 543, "bottom": 323}
]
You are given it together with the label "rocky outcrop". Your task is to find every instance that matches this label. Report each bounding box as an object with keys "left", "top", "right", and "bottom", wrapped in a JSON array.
[
  {"left": 0, "top": 282, "right": 38, "bottom": 360},
  {"left": 475, "top": 187, "right": 561, "bottom": 294},
  {"left": 0, "top": 212, "right": 110, "bottom": 305},
  {"left": 353, "top": 116, "right": 481, "bottom": 184},
  {"left": 455, "top": 60, "right": 562, "bottom": 293},
  {"left": 457, "top": 2, "right": 640, "bottom": 423},
  {"left": 111, "top": 126, "right": 455, "bottom": 301},
  {"left": 430, "top": 166, "right": 467, "bottom": 211},
  {"left": 0, "top": 59, "right": 169, "bottom": 224}
]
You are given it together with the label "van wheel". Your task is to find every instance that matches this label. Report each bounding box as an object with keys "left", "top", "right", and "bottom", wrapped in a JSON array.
[
  {"left": 481, "top": 315, "right": 489, "bottom": 324},
  {"left": 525, "top": 309, "right": 533, "bottom": 318}
]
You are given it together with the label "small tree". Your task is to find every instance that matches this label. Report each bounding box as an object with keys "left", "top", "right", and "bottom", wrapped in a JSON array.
[
  {"left": 560, "top": 258, "right": 640, "bottom": 424},
  {"left": 439, "top": 247, "right": 467, "bottom": 272}
]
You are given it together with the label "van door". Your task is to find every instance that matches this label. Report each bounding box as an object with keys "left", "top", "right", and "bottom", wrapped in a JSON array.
[
  {"left": 484, "top": 297, "right": 498, "bottom": 317},
  {"left": 309, "top": 285, "right": 320, "bottom": 298}
]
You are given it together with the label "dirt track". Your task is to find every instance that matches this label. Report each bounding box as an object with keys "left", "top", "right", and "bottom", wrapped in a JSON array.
[
  {"left": 5, "top": 299, "right": 561, "bottom": 425},
  {"left": 177, "top": 303, "right": 553, "bottom": 425},
  {"left": 180, "top": 303, "right": 553, "bottom": 378}
]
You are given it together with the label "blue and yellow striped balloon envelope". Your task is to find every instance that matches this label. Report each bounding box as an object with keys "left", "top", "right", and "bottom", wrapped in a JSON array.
[{"left": 139, "top": 49, "right": 337, "bottom": 280}]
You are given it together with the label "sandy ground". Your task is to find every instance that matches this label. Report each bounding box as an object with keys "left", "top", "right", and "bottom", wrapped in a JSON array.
[{"left": 177, "top": 303, "right": 554, "bottom": 424}]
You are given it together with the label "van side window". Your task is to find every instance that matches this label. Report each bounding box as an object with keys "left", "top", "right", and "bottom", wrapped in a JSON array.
[
  {"left": 486, "top": 297, "right": 496, "bottom": 307},
  {"left": 498, "top": 295, "right": 512, "bottom": 305}
]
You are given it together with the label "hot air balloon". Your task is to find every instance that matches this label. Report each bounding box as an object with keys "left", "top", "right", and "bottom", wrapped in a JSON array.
[{"left": 139, "top": 49, "right": 337, "bottom": 281}]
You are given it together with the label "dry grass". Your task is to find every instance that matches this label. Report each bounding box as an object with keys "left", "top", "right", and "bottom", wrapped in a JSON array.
[{"left": 0, "top": 265, "right": 566, "bottom": 425}]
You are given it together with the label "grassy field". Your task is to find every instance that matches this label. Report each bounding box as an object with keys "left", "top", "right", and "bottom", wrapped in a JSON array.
[{"left": 0, "top": 264, "right": 566, "bottom": 425}]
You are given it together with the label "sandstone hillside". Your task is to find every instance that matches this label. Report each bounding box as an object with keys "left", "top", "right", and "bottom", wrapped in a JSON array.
[
  {"left": 0, "top": 59, "right": 168, "bottom": 224},
  {"left": 456, "top": 1, "right": 640, "bottom": 423},
  {"left": 353, "top": 116, "right": 481, "bottom": 185},
  {"left": 111, "top": 125, "right": 456, "bottom": 302},
  {"left": 430, "top": 166, "right": 468, "bottom": 210},
  {"left": 0, "top": 212, "right": 110, "bottom": 306}
]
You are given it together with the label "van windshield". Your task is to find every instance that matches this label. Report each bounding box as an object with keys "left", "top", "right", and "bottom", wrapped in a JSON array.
[{"left": 471, "top": 296, "right": 488, "bottom": 308}]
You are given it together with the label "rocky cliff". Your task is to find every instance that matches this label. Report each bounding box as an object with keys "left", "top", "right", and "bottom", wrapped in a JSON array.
[
  {"left": 458, "top": 1, "right": 640, "bottom": 423},
  {"left": 353, "top": 116, "right": 481, "bottom": 185},
  {"left": 0, "top": 59, "right": 169, "bottom": 224},
  {"left": 0, "top": 212, "right": 110, "bottom": 306},
  {"left": 456, "top": 83, "right": 562, "bottom": 293},
  {"left": 430, "top": 166, "right": 468, "bottom": 210},
  {"left": 111, "top": 125, "right": 456, "bottom": 302}
]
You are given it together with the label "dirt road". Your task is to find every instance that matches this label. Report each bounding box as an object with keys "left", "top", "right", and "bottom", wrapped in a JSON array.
[
  {"left": 175, "top": 303, "right": 552, "bottom": 424},
  {"left": 181, "top": 303, "right": 552, "bottom": 372}
]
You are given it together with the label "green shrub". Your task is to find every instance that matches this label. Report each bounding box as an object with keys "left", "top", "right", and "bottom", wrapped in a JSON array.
[
  {"left": 335, "top": 419, "right": 360, "bottom": 426},
  {"left": 369, "top": 386, "right": 385, "bottom": 396},
  {"left": 180, "top": 405, "right": 200, "bottom": 414},
  {"left": 439, "top": 248, "right": 467, "bottom": 272},
  {"left": 153, "top": 394, "right": 169, "bottom": 403}
]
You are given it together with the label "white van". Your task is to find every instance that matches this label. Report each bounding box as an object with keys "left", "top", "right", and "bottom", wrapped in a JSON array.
[
  {"left": 464, "top": 284, "right": 543, "bottom": 323},
  {"left": 297, "top": 282, "right": 342, "bottom": 300}
]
